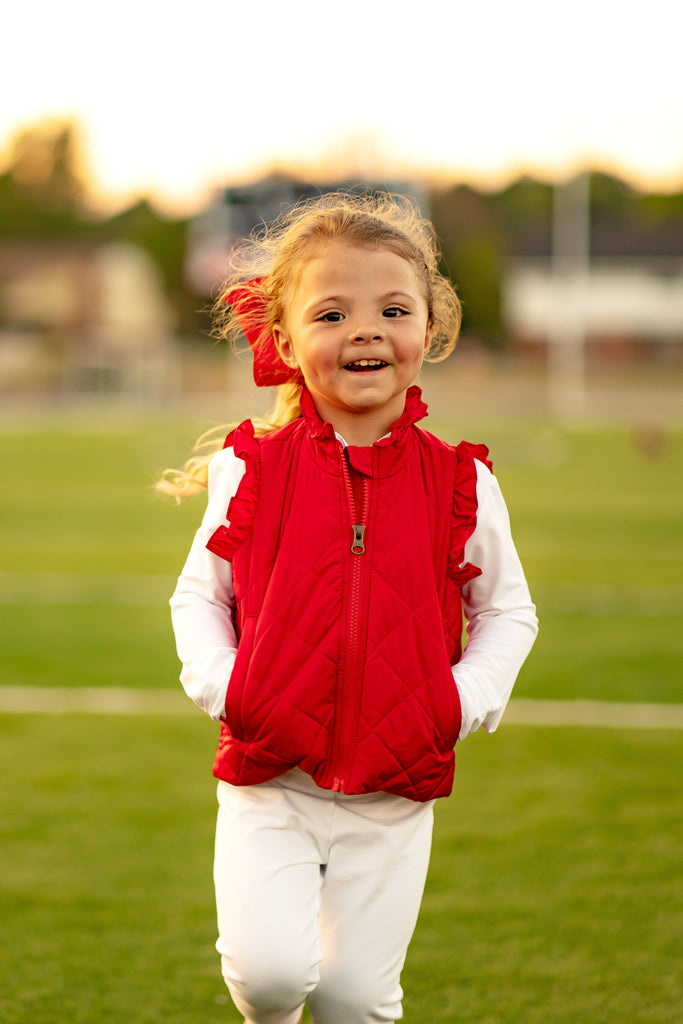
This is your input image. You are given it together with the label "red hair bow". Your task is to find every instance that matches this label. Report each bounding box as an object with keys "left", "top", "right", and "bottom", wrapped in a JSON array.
[{"left": 225, "top": 278, "right": 300, "bottom": 387}]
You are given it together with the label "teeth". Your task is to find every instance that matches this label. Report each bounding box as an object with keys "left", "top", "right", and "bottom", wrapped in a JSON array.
[{"left": 347, "top": 359, "right": 386, "bottom": 368}]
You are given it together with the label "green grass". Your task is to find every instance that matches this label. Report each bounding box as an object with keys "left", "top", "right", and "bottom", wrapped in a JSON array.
[
  {"left": 412, "top": 726, "right": 682, "bottom": 1023},
  {"left": 0, "top": 716, "right": 680, "bottom": 1023},
  {"left": 0, "top": 714, "right": 224, "bottom": 1024},
  {"left": 1, "top": 416, "right": 681, "bottom": 702},
  {"left": 0, "top": 421, "right": 203, "bottom": 575},
  {"left": 0, "top": 414, "right": 682, "bottom": 1020}
]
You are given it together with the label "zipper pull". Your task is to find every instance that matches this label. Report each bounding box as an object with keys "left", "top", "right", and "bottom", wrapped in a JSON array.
[{"left": 351, "top": 524, "right": 366, "bottom": 555}]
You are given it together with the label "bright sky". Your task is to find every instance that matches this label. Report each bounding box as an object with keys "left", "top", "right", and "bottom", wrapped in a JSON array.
[{"left": 2, "top": 0, "right": 682, "bottom": 213}]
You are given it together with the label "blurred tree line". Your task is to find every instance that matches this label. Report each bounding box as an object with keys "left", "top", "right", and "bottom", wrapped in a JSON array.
[
  {"left": 432, "top": 175, "right": 683, "bottom": 348},
  {"left": 1, "top": 120, "right": 681, "bottom": 349},
  {"left": 0, "top": 121, "right": 196, "bottom": 332}
]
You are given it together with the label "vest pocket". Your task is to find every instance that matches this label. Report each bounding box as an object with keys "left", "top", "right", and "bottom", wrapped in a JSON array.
[
  {"left": 432, "top": 661, "right": 463, "bottom": 752},
  {"left": 223, "top": 616, "right": 257, "bottom": 741},
  {"left": 449, "top": 670, "right": 463, "bottom": 746}
]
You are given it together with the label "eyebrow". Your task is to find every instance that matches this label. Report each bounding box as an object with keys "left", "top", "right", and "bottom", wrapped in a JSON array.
[{"left": 305, "top": 291, "right": 417, "bottom": 313}]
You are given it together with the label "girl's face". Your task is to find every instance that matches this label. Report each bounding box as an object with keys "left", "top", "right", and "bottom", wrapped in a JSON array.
[{"left": 273, "top": 241, "right": 432, "bottom": 444}]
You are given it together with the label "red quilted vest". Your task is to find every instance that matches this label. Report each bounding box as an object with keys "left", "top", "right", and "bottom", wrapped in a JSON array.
[{"left": 206, "top": 386, "right": 490, "bottom": 802}]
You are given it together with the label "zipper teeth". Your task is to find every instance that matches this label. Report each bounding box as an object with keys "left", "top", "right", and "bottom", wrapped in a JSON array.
[
  {"left": 342, "top": 455, "right": 368, "bottom": 550},
  {"left": 342, "top": 454, "right": 356, "bottom": 522},
  {"left": 333, "top": 455, "right": 369, "bottom": 790},
  {"left": 359, "top": 478, "right": 368, "bottom": 527},
  {"left": 332, "top": 549, "right": 362, "bottom": 792}
]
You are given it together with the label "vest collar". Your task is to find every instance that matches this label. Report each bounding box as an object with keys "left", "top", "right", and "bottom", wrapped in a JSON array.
[{"left": 299, "top": 384, "right": 429, "bottom": 447}]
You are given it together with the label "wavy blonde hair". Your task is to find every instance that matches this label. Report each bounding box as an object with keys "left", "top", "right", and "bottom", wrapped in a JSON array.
[{"left": 158, "top": 190, "right": 461, "bottom": 498}]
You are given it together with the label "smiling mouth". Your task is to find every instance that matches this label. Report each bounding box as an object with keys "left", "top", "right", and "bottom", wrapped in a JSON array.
[{"left": 343, "top": 359, "right": 389, "bottom": 372}]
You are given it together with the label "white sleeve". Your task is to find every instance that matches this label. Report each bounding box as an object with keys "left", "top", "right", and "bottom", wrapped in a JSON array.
[
  {"left": 452, "top": 460, "right": 539, "bottom": 739},
  {"left": 169, "top": 448, "right": 246, "bottom": 720}
]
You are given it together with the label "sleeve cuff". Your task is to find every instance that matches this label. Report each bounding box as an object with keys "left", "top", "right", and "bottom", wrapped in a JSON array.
[{"left": 453, "top": 666, "right": 505, "bottom": 740}]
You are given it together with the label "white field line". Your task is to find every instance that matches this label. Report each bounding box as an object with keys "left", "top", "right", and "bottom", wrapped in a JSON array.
[
  {"left": 503, "top": 698, "right": 683, "bottom": 730},
  {"left": 0, "top": 687, "right": 681, "bottom": 729},
  {"left": 0, "top": 686, "right": 192, "bottom": 715}
]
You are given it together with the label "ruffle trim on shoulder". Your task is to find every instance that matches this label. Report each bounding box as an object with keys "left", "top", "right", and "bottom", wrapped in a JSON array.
[
  {"left": 459, "top": 440, "right": 492, "bottom": 473},
  {"left": 447, "top": 441, "right": 490, "bottom": 586},
  {"left": 206, "top": 420, "right": 261, "bottom": 563}
]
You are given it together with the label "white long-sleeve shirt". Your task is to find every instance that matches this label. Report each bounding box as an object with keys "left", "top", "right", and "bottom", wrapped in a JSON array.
[{"left": 170, "top": 444, "right": 538, "bottom": 739}]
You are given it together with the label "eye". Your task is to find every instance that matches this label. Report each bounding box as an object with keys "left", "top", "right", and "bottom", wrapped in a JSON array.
[
  {"left": 383, "top": 306, "right": 408, "bottom": 319},
  {"left": 317, "top": 310, "right": 344, "bottom": 323}
]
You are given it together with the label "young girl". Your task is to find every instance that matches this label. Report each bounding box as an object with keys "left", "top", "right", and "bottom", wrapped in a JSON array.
[{"left": 163, "top": 192, "right": 538, "bottom": 1024}]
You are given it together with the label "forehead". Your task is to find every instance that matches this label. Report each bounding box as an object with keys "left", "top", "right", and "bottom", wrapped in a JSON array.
[{"left": 293, "top": 241, "right": 427, "bottom": 300}]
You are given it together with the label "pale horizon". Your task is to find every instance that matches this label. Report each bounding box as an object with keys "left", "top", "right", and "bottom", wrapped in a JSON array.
[{"left": 2, "top": 0, "right": 682, "bottom": 216}]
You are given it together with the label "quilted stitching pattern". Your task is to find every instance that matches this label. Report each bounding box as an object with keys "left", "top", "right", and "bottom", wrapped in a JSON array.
[{"left": 207, "top": 387, "right": 482, "bottom": 802}]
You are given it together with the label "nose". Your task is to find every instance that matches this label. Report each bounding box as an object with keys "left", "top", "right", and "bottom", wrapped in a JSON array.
[{"left": 350, "top": 321, "right": 385, "bottom": 343}]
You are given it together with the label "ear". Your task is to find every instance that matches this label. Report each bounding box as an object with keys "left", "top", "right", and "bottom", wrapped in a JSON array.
[
  {"left": 423, "top": 321, "right": 434, "bottom": 355},
  {"left": 272, "top": 323, "right": 299, "bottom": 369}
]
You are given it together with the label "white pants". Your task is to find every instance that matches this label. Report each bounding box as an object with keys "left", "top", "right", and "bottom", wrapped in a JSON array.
[{"left": 214, "top": 770, "right": 434, "bottom": 1024}]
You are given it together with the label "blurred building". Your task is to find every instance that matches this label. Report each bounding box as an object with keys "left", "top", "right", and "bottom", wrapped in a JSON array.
[
  {"left": 184, "top": 175, "right": 430, "bottom": 296},
  {"left": 0, "top": 240, "right": 177, "bottom": 395},
  {"left": 503, "top": 178, "right": 683, "bottom": 362},
  {"left": 504, "top": 260, "right": 683, "bottom": 360}
]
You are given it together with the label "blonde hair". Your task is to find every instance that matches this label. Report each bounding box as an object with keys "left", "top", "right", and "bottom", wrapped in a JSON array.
[{"left": 158, "top": 190, "right": 461, "bottom": 498}]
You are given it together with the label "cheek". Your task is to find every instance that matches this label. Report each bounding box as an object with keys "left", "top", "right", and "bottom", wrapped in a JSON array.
[
  {"left": 300, "top": 338, "right": 338, "bottom": 373},
  {"left": 406, "top": 333, "right": 430, "bottom": 364}
]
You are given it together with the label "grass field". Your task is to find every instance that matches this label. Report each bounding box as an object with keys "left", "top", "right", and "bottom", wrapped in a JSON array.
[
  {"left": 1, "top": 408, "right": 681, "bottom": 1022},
  {"left": 1, "top": 413, "right": 681, "bottom": 702}
]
